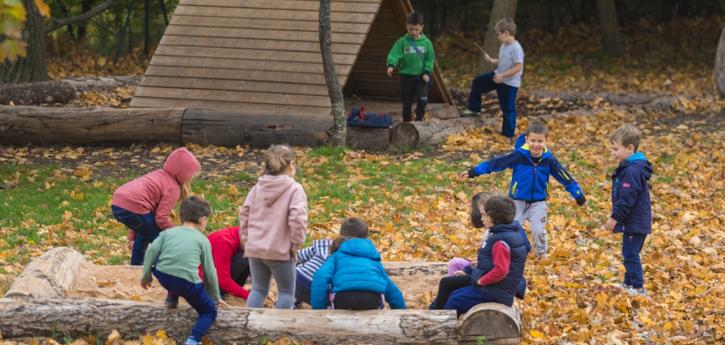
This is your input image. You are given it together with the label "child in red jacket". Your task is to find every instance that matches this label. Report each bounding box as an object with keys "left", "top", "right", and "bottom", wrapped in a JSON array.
[{"left": 207, "top": 226, "right": 251, "bottom": 300}]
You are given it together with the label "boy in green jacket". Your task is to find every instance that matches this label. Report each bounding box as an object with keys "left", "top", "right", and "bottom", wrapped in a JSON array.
[
  {"left": 141, "top": 196, "right": 228, "bottom": 345},
  {"left": 386, "top": 12, "right": 435, "bottom": 122}
]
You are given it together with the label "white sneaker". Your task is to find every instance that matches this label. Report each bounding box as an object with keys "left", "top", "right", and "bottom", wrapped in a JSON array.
[{"left": 627, "top": 287, "right": 646, "bottom": 296}]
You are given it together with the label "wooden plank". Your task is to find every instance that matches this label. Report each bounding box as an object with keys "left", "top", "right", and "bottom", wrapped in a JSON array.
[
  {"left": 160, "top": 35, "right": 360, "bottom": 54},
  {"left": 134, "top": 87, "right": 332, "bottom": 108},
  {"left": 139, "top": 76, "right": 330, "bottom": 96},
  {"left": 149, "top": 55, "right": 352, "bottom": 75},
  {"left": 145, "top": 65, "right": 327, "bottom": 85},
  {"left": 174, "top": 6, "right": 376, "bottom": 23},
  {"left": 131, "top": 97, "right": 329, "bottom": 116},
  {"left": 153, "top": 45, "right": 357, "bottom": 64},
  {"left": 180, "top": 0, "right": 381, "bottom": 13},
  {"left": 170, "top": 15, "right": 369, "bottom": 34},
  {"left": 164, "top": 25, "right": 366, "bottom": 44}
]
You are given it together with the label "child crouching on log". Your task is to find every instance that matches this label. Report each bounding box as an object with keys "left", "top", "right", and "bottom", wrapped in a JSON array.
[
  {"left": 141, "top": 196, "right": 228, "bottom": 345},
  {"left": 310, "top": 218, "right": 406, "bottom": 310}
]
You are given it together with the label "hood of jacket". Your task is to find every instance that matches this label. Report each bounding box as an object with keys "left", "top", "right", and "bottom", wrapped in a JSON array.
[
  {"left": 163, "top": 147, "right": 201, "bottom": 184},
  {"left": 616, "top": 152, "right": 653, "bottom": 180},
  {"left": 336, "top": 238, "right": 381, "bottom": 261},
  {"left": 256, "top": 174, "right": 296, "bottom": 206}
]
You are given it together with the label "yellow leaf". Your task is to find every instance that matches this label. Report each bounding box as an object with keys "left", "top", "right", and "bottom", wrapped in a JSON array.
[
  {"left": 154, "top": 329, "right": 168, "bottom": 340},
  {"left": 530, "top": 329, "right": 545, "bottom": 339},
  {"left": 141, "top": 334, "right": 155, "bottom": 345},
  {"left": 63, "top": 210, "right": 73, "bottom": 221},
  {"left": 33, "top": 0, "right": 51, "bottom": 17}
]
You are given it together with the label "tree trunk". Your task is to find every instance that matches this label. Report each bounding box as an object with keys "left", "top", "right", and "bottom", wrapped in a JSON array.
[
  {"left": 319, "top": 0, "right": 346, "bottom": 147},
  {"left": 479, "top": 0, "right": 518, "bottom": 73},
  {"left": 596, "top": 0, "right": 625, "bottom": 57},
  {"left": 0, "top": 0, "right": 48, "bottom": 84},
  {"left": 0, "top": 105, "right": 184, "bottom": 144},
  {"left": 181, "top": 109, "right": 331, "bottom": 147},
  {"left": 716, "top": 27, "right": 725, "bottom": 98},
  {"left": 390, "top": 117, "right": 497, "bottom": 149}
]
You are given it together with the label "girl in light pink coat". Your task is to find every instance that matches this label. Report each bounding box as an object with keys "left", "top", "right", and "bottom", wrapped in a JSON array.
[{"left": 240, "top": 145, "right": 307, "bottom": 308}]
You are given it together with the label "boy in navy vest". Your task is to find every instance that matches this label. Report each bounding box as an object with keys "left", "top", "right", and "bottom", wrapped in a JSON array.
[
  {"left": 461, "top": 121, "right": 586, "bottom": 257},
  {"left": 604, "top": 124, "right": 653, "bottom": 296},
  {"left": 444, "top": 194, "right": 528, "bottom": 315}
]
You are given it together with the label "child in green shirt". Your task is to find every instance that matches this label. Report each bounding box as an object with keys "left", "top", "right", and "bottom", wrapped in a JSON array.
[
  {"left": 386, "top": 12, "right": 435, "bottom": 122},
  {"left": 141, "top": 196, "right": 227, "bottom": 345}
]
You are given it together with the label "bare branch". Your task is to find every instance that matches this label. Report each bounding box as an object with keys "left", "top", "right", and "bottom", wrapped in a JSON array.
[{"left": 45, "top": 0, "right": 115, "bottom": 33}]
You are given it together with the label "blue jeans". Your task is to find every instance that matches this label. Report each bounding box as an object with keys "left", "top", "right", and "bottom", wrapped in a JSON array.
[
  {"left": 622, "top": 233, "right": 647, "bottom": 288},
  {"left": 111, "top": 205, "right": 162, "bottom": 265},
  {"left": 153, "top": 268, "right": 217, "bottom": 340},
  {"left": 444, "top": 285, "right": 498, "bottom": 316},
  {"left": 467, "top": 71, "right": 519, "bottom": 137},
  {"left": 295, "top": 272, "right": 312, "bottom": 305}
]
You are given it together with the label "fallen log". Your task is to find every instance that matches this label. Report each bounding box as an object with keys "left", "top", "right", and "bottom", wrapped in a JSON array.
[
  {"left": 4, "top": 247, "right": 86, "bottom": 299},
  {"left": 0, "top": 298, "right": 459, "bottom": 344},
  {"left": 345, "top": 126, "right": 390, "bottom": 150},
  {"left": 181, "top": 109, "right": 331, "bottom": 147},
  {"left": 0, "top": 105, "right": 184, "bottom": 144},
  {"left": 390, "top": 117, "right": 498, "bottom": 149},
  {"left": 0, "top": 76, "right": 141, "bottom": 105},
  {"left": 458, "top": 303, "right": 522, "bottom": 344}
]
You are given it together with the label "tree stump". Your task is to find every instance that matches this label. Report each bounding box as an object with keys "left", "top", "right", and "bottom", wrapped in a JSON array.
[
  {"left": 716, "top": 27, "right": 725, "bottom": 98},
  {"left": 458, "top": 303, "right": 522, "bottom": 344},
  {"left": 4, "top": 247, "right": 86, "bottom": 299}
]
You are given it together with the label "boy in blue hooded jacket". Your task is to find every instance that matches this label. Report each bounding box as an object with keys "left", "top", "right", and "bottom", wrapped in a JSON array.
[
  {"left": 604, "top": 124, "right": 653, "bottom": 296},
  {"left": 311, "top": 218, "right": 406, "bottom": 310},
  {"left": 461, "top": 122, "right": 586, "bottom": 257}
]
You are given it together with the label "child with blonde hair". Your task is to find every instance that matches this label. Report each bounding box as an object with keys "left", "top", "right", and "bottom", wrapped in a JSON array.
[
  {"left": 112, "top": 147, "right": 200, "bottom": 265},
  {"left": 240, "top": 145, "right": 308, "bottom": 309}
]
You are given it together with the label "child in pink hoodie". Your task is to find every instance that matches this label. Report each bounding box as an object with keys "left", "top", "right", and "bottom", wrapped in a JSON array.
[
  {"left": 240, "top": 145, "right": 307, "bottom": 309},
  {"left": 112, "top": 147, "right": 200, "bottom": 265}
]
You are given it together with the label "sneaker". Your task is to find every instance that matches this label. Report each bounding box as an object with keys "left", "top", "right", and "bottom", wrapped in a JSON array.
[
  {"left": 184, "top": 336, "right": 200, "bottom": 345},
  {"left": 619, "top": 282, "right": 633, "bottom": 290},
  {"left": 459, "top": 109, "right": 481, "bottom": 117},
  {"left": 165, "top": 293, "right": 179, "bottom": 309},
  {"left": 627, "top": 287, "right": 646, "bottom": 296}
]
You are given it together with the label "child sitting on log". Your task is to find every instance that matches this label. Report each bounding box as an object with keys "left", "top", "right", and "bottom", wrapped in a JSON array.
[
  {"left": 441, "top": 194, "right": 529, "bottom": 315},
  {"left": 431, "top": 192, "right": 530, "bottom": 310},
  {"left": 141, "top": 196, "right": 227, "bottom": 345},
  {"left": 310, "top": 218, "right": 406, "bottom": 310}
]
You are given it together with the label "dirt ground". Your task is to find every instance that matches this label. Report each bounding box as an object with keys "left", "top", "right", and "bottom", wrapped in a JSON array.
[{"left": 67, "top": 262, "right": 442, "bottom": 309}]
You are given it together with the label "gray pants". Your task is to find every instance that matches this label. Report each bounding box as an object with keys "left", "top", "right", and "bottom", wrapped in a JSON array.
[
  {"left": 514, "top": 200, "right": 548, "bottom": 257},
  {"left": 247, "top": 258, "right": 296, "bottom": 309}
]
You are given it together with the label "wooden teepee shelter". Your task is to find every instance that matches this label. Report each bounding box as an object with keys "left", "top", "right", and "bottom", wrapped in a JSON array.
[{"left": 130, "top": 0, "right": 453, "bottom": 118}]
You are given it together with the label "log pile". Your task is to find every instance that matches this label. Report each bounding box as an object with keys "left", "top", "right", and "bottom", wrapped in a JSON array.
[{"left": 1, "top": 247, "right": 523, "bottom": 345}]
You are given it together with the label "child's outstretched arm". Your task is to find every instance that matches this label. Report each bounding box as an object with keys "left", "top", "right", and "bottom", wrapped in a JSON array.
[
  {"left": 200, "top": 240, "right": 222, "bottom": 302},
  {"left": 380, "top": 265, "right": 407, "bottom": 309},
  {"left": 386, "top": 38, "right": 405, "bottom": 77},
  {"left": 550, "top": 157, "right": 586, "bottom": 206},
  {"left": 460, "top": 151, "right": 519, "bottom": 179},
  {"left": 141, "top": 232, "right": 166, "bottom": 288},
  {"left": 310, "top": 255, "right": 336, "bottom": 309}
]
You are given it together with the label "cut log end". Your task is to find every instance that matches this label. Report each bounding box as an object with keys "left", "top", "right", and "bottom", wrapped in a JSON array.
[
  {"left": 458, "top": 303, "right": 522, "bottom": 344},
  {"left": 390, "top": 122, "right": 420, "bottom": 149}
]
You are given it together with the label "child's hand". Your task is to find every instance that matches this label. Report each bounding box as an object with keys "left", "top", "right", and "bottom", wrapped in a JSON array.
[
  {"left": 603, "top": 217, "right": 617, "bottom": 231},
  {"left": 453, "top": 270, "right": 466, "bottom": 276},
  {"left": 459, "top": 171, "right": 470, "bottom": 179},
  {"left": 140, "top": 277, "right": 151, "bottom": 290},
  {"left": 386, "top": 67, "right": 394, "bottom": 77},
  {"left": 422, "top": 74, "right": 430, "bottom": 82},
  {"left": 290, "top": 248, "right": 298, "bottom": 263},
  {"left": 126, "top": 230, "right": 136, "bottom": 249},
  {"left": 493, "top": 74, "right": 503, "bottom": 83},
  {"left": 218, "top": 299, "right": 230, "bottom": 308}
]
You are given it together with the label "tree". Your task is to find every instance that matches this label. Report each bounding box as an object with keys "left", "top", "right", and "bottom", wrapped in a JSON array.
[
  {"left": 319, "top": 0, "right": 346, "bottom": 147},
  {"left": 479, "top": 0, "right": 518, "bottom": 73},
  {"left": 716, "top": 27, "right": 725, "bottom": 98},
  {"left": 0, "top": 0, "right": 114, "bottom": 84},
  {"left": 596, "top": 0, "right": 625, "bottom": 57}
]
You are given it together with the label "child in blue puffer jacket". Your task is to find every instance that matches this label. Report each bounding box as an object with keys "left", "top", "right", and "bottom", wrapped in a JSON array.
[
  {"left": 461, "top": 121, "right": 586, "bottom": 257},
  {"left": 310, "top": 218, "right": 406, "bottom": 310}
]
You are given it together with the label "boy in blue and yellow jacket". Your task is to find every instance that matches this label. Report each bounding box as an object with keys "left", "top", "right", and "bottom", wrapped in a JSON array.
[
  {"left": 310, "top": 218, "right": 406, "bottom": 310},
  {"left": 461, "top": 122, "right": 586, "bottom": 257},
  {"left": 604, "top": 124, "right": 652, "bottom": 296}
]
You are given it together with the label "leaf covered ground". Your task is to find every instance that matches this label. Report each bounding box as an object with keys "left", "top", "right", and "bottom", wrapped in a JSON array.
[{"left": 2, "top": 15, "right": 724, "bottom": 345}]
